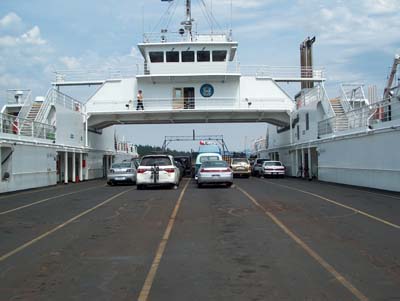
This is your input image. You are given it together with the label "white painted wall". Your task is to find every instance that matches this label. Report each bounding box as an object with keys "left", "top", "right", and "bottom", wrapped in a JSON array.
[
  {"left": 0, "top": 144, "right": 57, "bottom": 193},
  {"left": 137, "top": 78, "right": 240, "bottom": 109},
  {"left": 86, "top": 78, "right": 138, "bottom": 112},
  {"left": 318, "top": 130, "right": 400, "bottom": 192},
  {"left": 88, "top": 126, "right": 116, "bottom": 152},
  {"left": 55, "top": 105, "right": 85, "bottom": 147},
  {"left": 240, "top": 77, "right": 294, "bottom": 110}
]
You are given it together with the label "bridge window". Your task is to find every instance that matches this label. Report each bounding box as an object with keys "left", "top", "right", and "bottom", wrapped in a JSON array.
[
  {"left": 149, "top": 51, "right": 164, "bottom": 63},
  {"left": 212, "top": 50, "right": 227, "bottom": 62},
  {"left": 197, "top": 50, "right": 210, "bottom": 62},
  {"left": 166, "top": 51, "right": 179, "bottom": 62},
  {"left": 182, "top": 51, "right": 195, "bottom": 62}
]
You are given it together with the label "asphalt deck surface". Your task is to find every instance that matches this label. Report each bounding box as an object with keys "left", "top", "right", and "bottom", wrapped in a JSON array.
[{"left": 0, "top": 177, "right": 399, "bottom": 301}]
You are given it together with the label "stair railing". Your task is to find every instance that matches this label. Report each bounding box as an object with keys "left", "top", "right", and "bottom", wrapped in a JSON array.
[
  {"left": 16, "top": 90, "right": 33, "bottom": 120},
  {"left": 35, "top": 88, "right": 55, "bottom": 123},
  {"left": 319, "top": 84, "right": 336, "bottom": 118}
]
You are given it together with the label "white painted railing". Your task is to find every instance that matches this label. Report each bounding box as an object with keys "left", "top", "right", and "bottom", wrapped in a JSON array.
[
  {"left": 6, "top": 89, "right": 31, "bottom": 105},
  {"left": 142, "top": 31, "right": 231, "bottom": 43},
  {"left": 318, "top": 98, "right": 400, "bottom": 136},
  {"left": 0, "top": 113, "right": 56, "bottom": 140},
  {"left": 36, "top": 89, "right": 83, "bottom": 123},
  {"left": 87, "top": 96, "right": 292, "bottom": 113},
  {"left": 15, "top": 90, "right": 33, "bottom": 120},
  {"left": 53, "top": 65, "right": 325, "bottom": 83},
  {"left": 295, "top": 85, "right": 335, "bottom": 117}
]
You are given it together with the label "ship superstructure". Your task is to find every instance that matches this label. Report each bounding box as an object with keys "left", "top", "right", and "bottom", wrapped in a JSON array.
[{"left": 253, "top": 49, "right": 400, "bottom": 192}]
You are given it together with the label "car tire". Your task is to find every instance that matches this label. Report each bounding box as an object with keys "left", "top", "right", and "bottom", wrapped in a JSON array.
[
  {"left": 137, "top": 184, "right": 143, "bottom": 190},
  {"left": 107, "top": 181, "right": 112, "bottom": 186},
  {"left": 226, "top": 183, "right": 232, "bottom": 188},
  {"left": 197, "top": 183, "right": 203, "bottom": 188}
]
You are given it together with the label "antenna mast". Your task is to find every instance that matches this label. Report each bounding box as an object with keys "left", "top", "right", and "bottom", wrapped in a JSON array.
[{"left": 181, "top": 0, "right": 193, "bottom": 41}]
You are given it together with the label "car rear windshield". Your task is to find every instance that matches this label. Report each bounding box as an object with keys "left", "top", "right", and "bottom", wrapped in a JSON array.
[
  {"left": 199, "top": 156, "right": 220, "bottom": 163},
  {"left": 112, "top": 163, "right": 131, "bottom": 168},
  {"left": 232, "top": 158, "right": 248, "bottom": 164},
  {"left": 140, "top": 156, "right": 172, "bottom": 166},
  {"left": 264, "top": 161, "right": 282, "bottom": 166},
  {"left": 257, "top": 159, "right": 269, "bottom": 164},
  {"left": 201, "top": 161, "right": 228, "bottom": 168}
]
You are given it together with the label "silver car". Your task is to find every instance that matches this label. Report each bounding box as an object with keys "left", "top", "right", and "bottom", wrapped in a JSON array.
[
  {"left": 197, "top": 160, "right": 233, "bottom": 188},
  {"left": 262, "top": 161, "right": 285, "bottom": 177},
  {"left": 107, "top": 161, "right": 136, "bottom": 185}
]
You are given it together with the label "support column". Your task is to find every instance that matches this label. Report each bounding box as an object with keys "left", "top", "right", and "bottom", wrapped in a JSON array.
[
  {"left": 85, "top": 154, "right": 89, "bottom": 181},
  {"left": 64, "top": 151, "right": 68, "bottom": 184},
  {"left": 295, "top": 149, "right": 299, "bottom": 177},
  {"left": 301, "top": 148, "right": 305, "bottom": 178},
  {"left": 0, "top": 147, "right": 2, "bottom": 180},
  {"left": 308, "top": 147, "right": 312, "bottom": 180},
  {"left": 79, "top": 153, "right": 83, "bottom": 182},
  {"left": 72, "top": 152, "right": 76, "bottom": 183},
  {"left": 105, "top": 155, "right": 109, "bottom": 177},
  {"left": 85, "top": 116, "right": 89, "bottom": 148}
]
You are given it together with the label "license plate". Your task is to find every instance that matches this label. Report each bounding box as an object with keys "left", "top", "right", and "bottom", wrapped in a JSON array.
[
  {"left": 115, "top": 177, "right": 125, "bottom": 180},
  {"left": 212, "top": 174, "right": 220, "bottom": 177}
]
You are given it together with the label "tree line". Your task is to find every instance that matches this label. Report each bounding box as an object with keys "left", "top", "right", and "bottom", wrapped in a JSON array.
[{"left": 136, "top": 145, "right": 191, "bottom": 157}]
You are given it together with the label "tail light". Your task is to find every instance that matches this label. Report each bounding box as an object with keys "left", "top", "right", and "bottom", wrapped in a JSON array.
[
  {"left": 163, "top": 168, "right": 175, "bottom": 173},
  {"left": 137, "top": 168, "right": 146, "bottom": 174}
]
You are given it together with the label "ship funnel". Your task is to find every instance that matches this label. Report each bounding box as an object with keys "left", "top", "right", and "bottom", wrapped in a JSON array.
[{"left": 300, "top": 36, "right": 315, "bottom": 90}]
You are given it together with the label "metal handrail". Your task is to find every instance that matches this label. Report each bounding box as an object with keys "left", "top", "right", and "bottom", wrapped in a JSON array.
[
  {"left": 318, "top": 98, "right": 400, "bottom": 136},
  {"left": 16, "top": 90, "right": 33, "bottom": 120},
  {"left": 53, "top": 65, "right": 325, "bottom": 83},
  {"left": 86, "top": 96, "right": 292, "bottom": 112},
  {"left": 35, "top": 88, "right": 53, "bottom": 123},
  {"left": 36, "top": 89, "right": 83, "bottom": 123},
  {"left": 1, "top": 112, "right": 56, "bottom": 140}
]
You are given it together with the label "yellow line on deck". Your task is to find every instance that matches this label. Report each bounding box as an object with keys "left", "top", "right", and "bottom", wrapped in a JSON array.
[
  {"left": 262, "top": 179, "right": 400, "bottom": 230},
  {"left": 138, "top": 180, "right": 190, "bottom": 301},
  {"left": 0, "top": 184, "right": 107, "bottom": 215},
  {"left": 236, "top": 185, "right": 369, "bottom": 301},
  {"left": 0, "top": 188, "right": 133, "bottom": 262}
]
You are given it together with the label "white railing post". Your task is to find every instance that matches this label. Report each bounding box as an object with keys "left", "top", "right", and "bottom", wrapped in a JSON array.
[{"left": 31, "top": 121, "right": 34, "bottom": 137}]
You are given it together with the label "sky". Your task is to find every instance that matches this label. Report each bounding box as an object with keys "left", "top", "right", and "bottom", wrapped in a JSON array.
[{"left": 0, "top": 0, "right": 399, "bottom": 151}]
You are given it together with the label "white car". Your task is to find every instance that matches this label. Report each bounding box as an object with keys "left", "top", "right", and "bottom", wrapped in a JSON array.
[
  {"left": 262, "top": 161, "right": 285, "bottom": 177},
  {"left": 136, "top": 155, "right": 181, "bottom": 189}
]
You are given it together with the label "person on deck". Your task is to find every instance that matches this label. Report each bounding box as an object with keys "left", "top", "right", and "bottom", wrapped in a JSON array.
[{"left": 136, "top": 90, "right": 144, "bottom": 110}]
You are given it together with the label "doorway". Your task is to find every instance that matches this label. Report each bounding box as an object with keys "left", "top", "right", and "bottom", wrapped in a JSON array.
[{"left": 173, "top": 87, "right": 195, "bottom": 109}]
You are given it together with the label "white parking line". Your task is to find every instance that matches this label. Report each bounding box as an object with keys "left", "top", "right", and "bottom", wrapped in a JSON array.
[
  {"left": 0, "top": 184, "right": 107, "bottom": 215},
  {"left": 0, "top": 188, "right": 133, "bottom": 262}
]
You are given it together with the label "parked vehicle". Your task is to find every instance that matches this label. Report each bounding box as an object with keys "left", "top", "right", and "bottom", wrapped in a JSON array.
[
  {"left": 197, "top": 160, "right": 233, "bottom": 188},
  {"left": 174, "top": 156, "right": 192, "bottom": 177},
  {"left": 174, "top": 160, "right": 185, "bottom": 180},
  {"left": 262, "top": 161, "right": 285, "bottom": 177},
  {"left": 230, "top": 157, "right": 251, "bottom": 178},
  {"left": 251, "top": 158, "right": 270, "bottom": 176},
  {"left": 107, "top": 161, "right": 136, "bottom": 185},
  {"left": 194, "top": 152, "right": 223, "bottom": 178},
  {"left": 136, "top": 155, "right": 181, "bottom": 189}
]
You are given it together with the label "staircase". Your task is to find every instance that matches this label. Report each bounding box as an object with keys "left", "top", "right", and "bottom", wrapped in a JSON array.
[
  {"left": 19, "top": 102, "right": 43, "bottom": 137},
  {"left": 330, "top": 98, "right": 349, "bottom": 131}
]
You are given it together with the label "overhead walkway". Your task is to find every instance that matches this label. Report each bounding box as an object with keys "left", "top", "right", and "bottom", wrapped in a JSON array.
[{"left": 87, "top": 107, "right": 291, "bottom": 129}]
